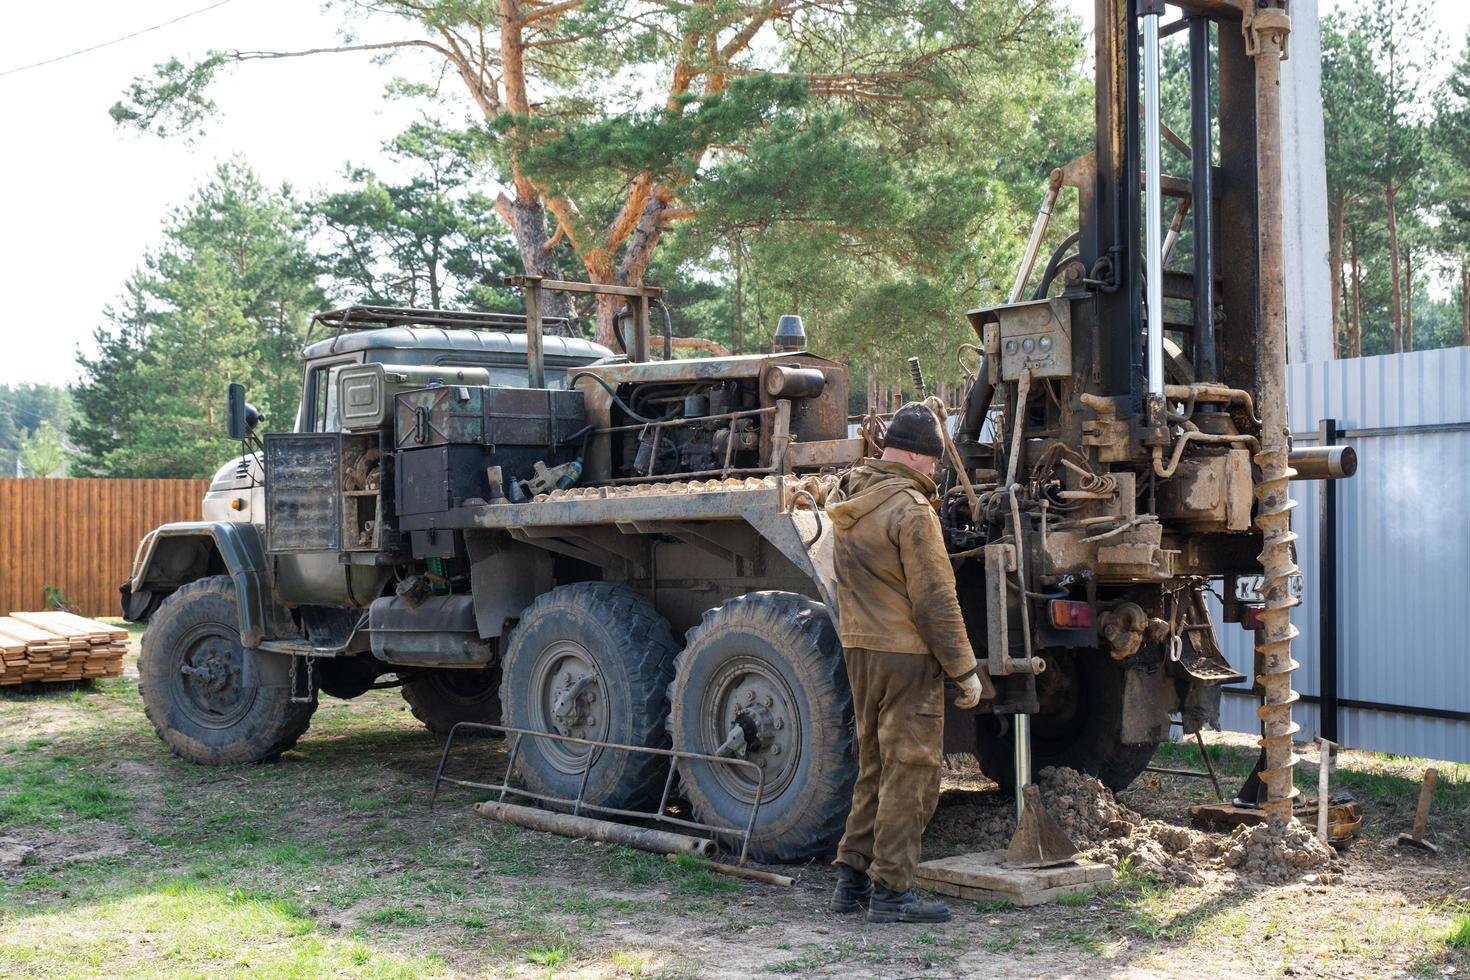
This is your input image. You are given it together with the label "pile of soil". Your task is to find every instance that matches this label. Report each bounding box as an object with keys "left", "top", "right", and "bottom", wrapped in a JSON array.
[
  {"left": 927, "top": 766, "right": 1336, "bottom": 886},
  {"left": 1220, "top": 820, "right": 1337, "bottom": 884}
]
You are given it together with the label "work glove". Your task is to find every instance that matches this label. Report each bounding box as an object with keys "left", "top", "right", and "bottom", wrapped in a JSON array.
[{"left": 952, "top": 672, "right": 986, "bottom": 709}]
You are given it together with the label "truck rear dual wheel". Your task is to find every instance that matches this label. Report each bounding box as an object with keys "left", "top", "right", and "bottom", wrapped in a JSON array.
[
  {"left": 139, "top": 576, "right": 316, "bottom": 765},
  {"left": 667, "top": 592, "right": 857, "bottom": 863},
  {"left": 500, "top": 583, "right": 679, "bottom": 812}
]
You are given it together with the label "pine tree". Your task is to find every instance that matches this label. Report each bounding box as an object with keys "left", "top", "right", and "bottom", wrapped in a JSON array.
[{"left": 73, "top": 162, "right": 323, "bottom": 477}]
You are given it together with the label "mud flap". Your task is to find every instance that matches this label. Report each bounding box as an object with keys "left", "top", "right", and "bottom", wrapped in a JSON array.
[
  {"left": 240, "top": 647, "right": 294, "bottom": 691},
  {"left": 1121, "top": 665, "right": 1176, "bottom": 745}
]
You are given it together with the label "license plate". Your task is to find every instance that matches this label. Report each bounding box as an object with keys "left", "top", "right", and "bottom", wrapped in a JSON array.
[{"left": 1234, "top": 574, "right": 1304, "bottom": 603}]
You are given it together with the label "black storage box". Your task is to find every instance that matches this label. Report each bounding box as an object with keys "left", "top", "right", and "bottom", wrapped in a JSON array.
[
  {"left": 395, "top": 385, "right": 585, "bottom": 450},
  {"left": 395, "top": 445, "right": 491, "bottom": 517}
]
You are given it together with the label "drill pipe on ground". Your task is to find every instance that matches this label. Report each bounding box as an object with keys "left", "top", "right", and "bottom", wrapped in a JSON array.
[
  {"left": 1246, "top": 3, "right": 1301, "bottom": 824},
  {"left": 474, "top": 801, "right": 717, "bottom": 858}
]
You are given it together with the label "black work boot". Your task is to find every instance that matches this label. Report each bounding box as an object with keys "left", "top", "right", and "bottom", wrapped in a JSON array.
[
  {"left": 867, "top": 883, "right": 951, "bottom": 924},
  {"left": 829, "top": 864, "right": 873, "bottom": 914}
]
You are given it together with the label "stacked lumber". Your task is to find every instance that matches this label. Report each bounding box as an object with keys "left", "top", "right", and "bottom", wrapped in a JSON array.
[{"left": 0, "top": 611, "right": 128, "bottom": 685}]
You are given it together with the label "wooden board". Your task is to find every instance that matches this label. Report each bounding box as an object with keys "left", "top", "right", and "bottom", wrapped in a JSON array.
[
  {"left": 10, "top": 610, "right": 127, "bottom": 643},
  {"left": 915, "top": 851, "right": 1113, "bottom": 907},
  {"left": 0, "top": 612, "right": 128, "bottom": 686},
  {"left": 0, "top": 617, "right": 68, "bottom": 646}
]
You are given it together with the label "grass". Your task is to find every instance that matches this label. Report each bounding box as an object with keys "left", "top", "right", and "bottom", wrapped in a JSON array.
[
  {"left": 0, "top": 669, "right": 706, "bottom": 976},
  {"left": 1446, "top": 913, "right": 1470, "bottom": 952},
  {"left": 973, "top": 898, "right": 1016, "bottom": 913},
  {"left": 359, "top": 906, "right": 430, "bottom": 928},
  {"left": 0, "top": 880, "right": 446, "bottom": 977},
  {"left": 4, "top": 648, "right": 1468, "bottom": 979},
  {"left": 0, "top": 752, "right": 131, "bottom": 826}
]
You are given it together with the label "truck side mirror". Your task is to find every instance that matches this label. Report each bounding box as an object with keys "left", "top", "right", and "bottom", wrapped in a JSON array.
[{"left": 227, "top": 383, "right": 250, "bottom": 440}]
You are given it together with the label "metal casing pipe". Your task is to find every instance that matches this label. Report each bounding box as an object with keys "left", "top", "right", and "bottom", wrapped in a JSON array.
[
  {"left": 1008, "top": 169, "right": 1065, "bottom": 304},
  {"left": 1142, "top": 5, "right": 1165, "bottom": 398},
  {"left": 1289, "top": 445, "right": 1357, "bottom": 481},
  {"left": 475, "top": 801, "right": 717, "bottom": 858}
]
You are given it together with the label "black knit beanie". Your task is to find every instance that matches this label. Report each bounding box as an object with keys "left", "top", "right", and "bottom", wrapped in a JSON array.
[{"left": 884, "top": 402, "right": 944, "bottom": 458}]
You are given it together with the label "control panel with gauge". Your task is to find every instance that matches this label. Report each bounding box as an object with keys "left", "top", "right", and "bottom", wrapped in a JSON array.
[{"left": 974, "top": 297, "right": 1074, "bottom": 382}]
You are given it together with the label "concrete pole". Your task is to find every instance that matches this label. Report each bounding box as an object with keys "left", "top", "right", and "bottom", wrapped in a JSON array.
[{"left": 1280, "top": 0, "right": 1335, "bottom": 364}]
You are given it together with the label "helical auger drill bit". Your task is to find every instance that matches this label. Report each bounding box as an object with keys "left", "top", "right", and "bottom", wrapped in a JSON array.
[{"left": 1254, "top": 439, "right": 1301, "bottom": 820}]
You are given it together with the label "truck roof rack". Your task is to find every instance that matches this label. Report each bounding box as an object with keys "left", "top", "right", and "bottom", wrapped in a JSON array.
[{"left": 311, "top": 305, "right": 571, "bottom": 335}]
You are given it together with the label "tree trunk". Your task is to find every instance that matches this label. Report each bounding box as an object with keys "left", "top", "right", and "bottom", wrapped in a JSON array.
[
  {"left": 1462, "top": 260, "right": 1469, "bottom": 349},
  {"left": 581, "top": 258, "right": 619, "bottom": 351},
  {"left": 499, "top": 0, "right": 571, "bottom": 325},
  {"left": 1349, "top": 231, "right": 1362, "bottom": 358},
  {"left": 1330, "top": 201, "right": 1345, "bottom": 359},
  {"left": 1386, "top": 182, "right": 1403, "bottom": 353},
  {"left": 508, "top": 195, "right": 572, "bottom": 323},
  {"left": 1403, "top": 246, "right": 1414, "bottom": 352}
]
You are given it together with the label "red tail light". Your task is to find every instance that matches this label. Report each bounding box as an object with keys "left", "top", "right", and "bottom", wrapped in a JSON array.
[
  {"left": 1048, "top": 599, "right": 1094, "bottom": 629},
  {"left": 1241, "top": 604, "right": 1267, "bottom": 631}
]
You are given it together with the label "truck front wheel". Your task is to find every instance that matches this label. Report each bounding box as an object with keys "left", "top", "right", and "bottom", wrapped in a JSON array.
[
  {"left": 402, "top": 667, "right": 503, "bottom": 736},
  {"left": 139, "top": 576, "right": 316, "bottom": 765}
]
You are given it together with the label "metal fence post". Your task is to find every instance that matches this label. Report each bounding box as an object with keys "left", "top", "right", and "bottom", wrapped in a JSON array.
[{"left": 1318, "top": 417, "right": 1339, "bottom": 743}]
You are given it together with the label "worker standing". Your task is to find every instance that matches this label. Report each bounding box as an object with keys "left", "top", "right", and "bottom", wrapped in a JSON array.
[{"left": 825, "top": 401, "right": 992, "bottom": 924}]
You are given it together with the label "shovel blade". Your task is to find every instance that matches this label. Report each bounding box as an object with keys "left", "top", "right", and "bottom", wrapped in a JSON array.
[{"left": 1005, "top": 784, "right": 1080, "bottom": 869}]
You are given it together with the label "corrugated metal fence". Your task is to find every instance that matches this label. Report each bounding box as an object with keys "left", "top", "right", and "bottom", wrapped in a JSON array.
[
  {"left": 1215, "top": 347, "right": 1470, "bottom": 763},
  {"left": 0, "top": 478, "right": 207, "bottom": 618}
]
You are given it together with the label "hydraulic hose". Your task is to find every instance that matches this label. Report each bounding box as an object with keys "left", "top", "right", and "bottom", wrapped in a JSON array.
[
  {"left": 570, "top": 371, "right": 662, "bottom": 424},
  {"left": 654, "top": 299, "right": 673, "bottom": 361},
  {"left": 956, "top": 354, "right": 996, "bottom": 445}
]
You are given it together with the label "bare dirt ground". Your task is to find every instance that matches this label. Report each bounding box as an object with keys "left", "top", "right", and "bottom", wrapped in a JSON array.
[{"left": 2, "top": 638, "right": 1466, "bottom": 978}]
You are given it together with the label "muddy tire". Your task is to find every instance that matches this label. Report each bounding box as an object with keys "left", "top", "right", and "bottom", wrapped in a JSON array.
[
  {"left": 402, "top": 667, "right": 503, "bottom": 736},
  {"left": 500, "top": 583, "right": 678, "bottom": 812},
  {"left": 139, "top": 576, "right": 315, "bottom": 765},
  {"left": 668, "top": 592, "right": 856, "bottom": 863},
  {"left": 974, "top": 651, "right": 1157, "bottom": 792}
]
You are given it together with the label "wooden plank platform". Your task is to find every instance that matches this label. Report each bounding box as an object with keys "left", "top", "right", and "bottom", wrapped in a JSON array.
[
  {"left": 1189, "top": 798, "right": 1363, "bottom": 843},
  {"left": 915, "top": 851, "right": 1114, "bottom": 907},
  {"left": 0, "top": 612, "right": 128, "bottom": 686}
]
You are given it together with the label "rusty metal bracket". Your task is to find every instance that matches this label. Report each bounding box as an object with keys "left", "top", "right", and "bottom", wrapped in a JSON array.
[
  {"left": 432, "top": 722, "right": 769, "bottom": 865},
  {"left": 1241, "top": 3, "right": 1291, "bottom": 61}
]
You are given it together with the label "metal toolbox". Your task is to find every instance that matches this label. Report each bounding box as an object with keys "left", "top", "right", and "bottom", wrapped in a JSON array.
[{"left": 394, "top": 385, "right": 586, "bottom": 450}]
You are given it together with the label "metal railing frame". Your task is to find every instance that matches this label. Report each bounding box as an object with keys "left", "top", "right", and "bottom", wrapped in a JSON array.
[{"left": 432, "top": 722, "right": 769, "bottom": 865}]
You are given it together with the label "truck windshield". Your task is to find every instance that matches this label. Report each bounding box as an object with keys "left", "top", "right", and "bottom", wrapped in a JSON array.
[{"left": 438, "top": 361, "right": 569, "bottom": 390}]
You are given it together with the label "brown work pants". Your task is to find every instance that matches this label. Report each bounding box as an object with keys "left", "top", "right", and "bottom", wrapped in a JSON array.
[{"left": 834, "top": 647, "right": 943, "bottom": 893}]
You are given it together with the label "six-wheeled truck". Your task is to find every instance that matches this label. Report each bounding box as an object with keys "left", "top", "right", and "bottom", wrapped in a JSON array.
[{"left": 124, "top": 0, "right": 1354, "bottom": 861}]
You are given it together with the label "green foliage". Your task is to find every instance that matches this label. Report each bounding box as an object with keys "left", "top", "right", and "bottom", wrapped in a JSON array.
[
  {"left": 72, "top": 161, "right": 324, "bottom": 477},
  {"left": 1323, "top": 4, "right": 1468, "bottom": 356},
  {"left": 312, "top": 119, "right": 523, "bottom": 311},
  {"left": 0, "top": 384, "right": 72, "bottom": 477},
  {"left": 42, "top": 586, "right": 79, "bottom": 613},
  {"left": 17, "top": 420, "right": 66, "bottom": 477},
  {"left": 109, "top": 53, "right": 229, "bottom": 141}
]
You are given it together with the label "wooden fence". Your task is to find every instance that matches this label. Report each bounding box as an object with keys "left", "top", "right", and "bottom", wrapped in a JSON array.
[{"left": 0, "top": 478, "right": 209, "bottom": 618}]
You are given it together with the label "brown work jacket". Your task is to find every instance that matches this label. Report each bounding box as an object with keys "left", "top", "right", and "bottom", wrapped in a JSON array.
[{"left": 826, "top": 459, "right": 981, "bottom": 683}]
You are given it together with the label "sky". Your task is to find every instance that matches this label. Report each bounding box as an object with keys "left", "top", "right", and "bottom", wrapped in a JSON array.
[{"left": 2, "top": 0, "right": 1467, "bottom": 389}]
